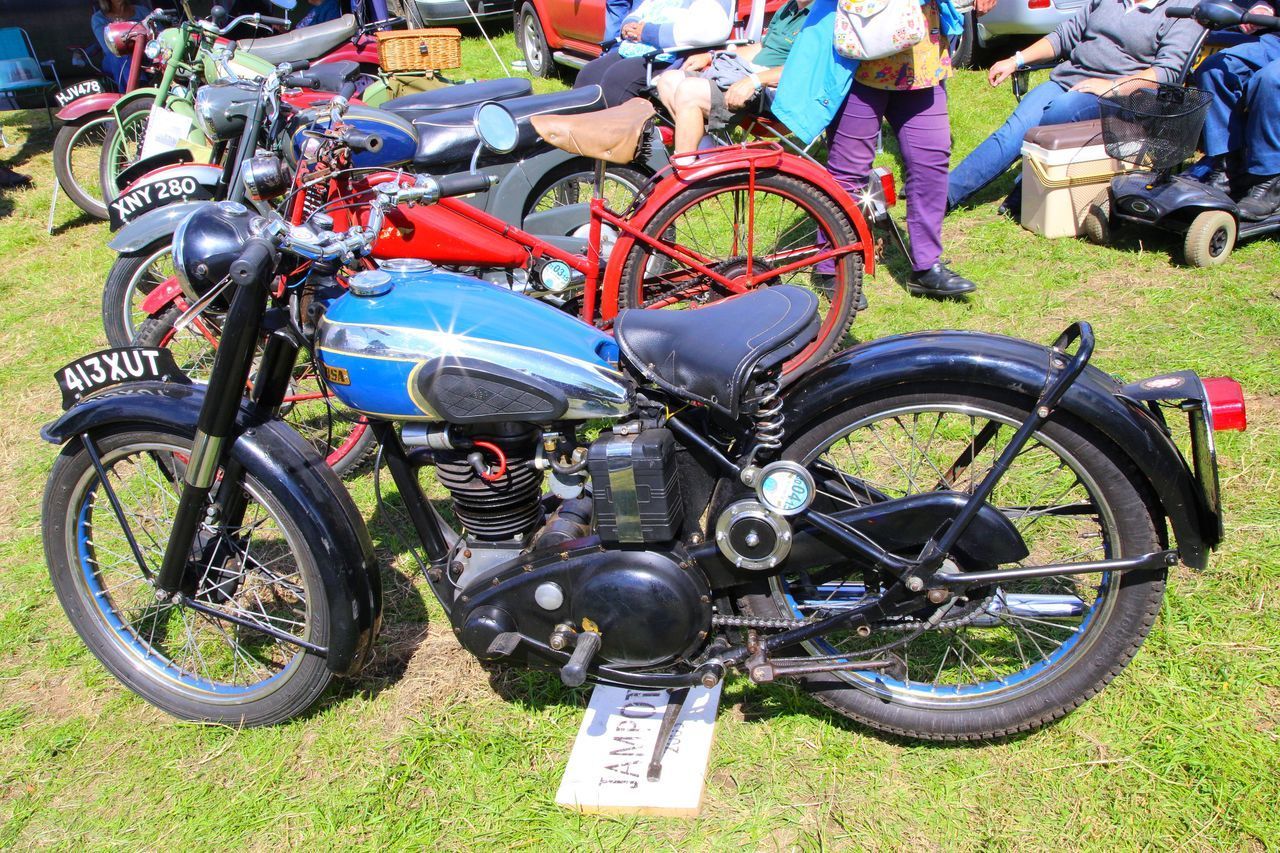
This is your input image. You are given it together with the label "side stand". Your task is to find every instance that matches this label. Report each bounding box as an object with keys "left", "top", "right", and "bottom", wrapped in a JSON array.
[{"left": 646, "top": 687, "right": 690, "bottom": 782}]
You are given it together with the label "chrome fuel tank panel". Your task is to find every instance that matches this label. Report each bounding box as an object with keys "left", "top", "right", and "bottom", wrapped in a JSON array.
[{"left": 316, "top": 266, "right": 632, "bottom": 422}]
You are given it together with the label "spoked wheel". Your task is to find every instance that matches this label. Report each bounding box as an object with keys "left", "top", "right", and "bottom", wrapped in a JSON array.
[
  {"left": 103, "top": 239, "right": 174, "bottom": 347},
  {"left": 42, "top": 426, "right": 333, "bottom": 725},
  {"left": 618, "top": 171, "right": 864, "bottom": 381},
  {"left": 525, "top": 161, "right": 648, "bottom": 219},
  {"left": 53, "top": 115, "right": 115, "bottom": 220},
  {"left": 135, "top": 305, "right": 377, "bottom": 476},
  {"left": 98, "top": 97, "right": 154, "bottom": 203},
  {"left": 741, "top": 383, "right": 1166, "bottom": 740}
]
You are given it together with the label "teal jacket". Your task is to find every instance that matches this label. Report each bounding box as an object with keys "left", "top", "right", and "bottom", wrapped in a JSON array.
[{"left": 773, "top": 0, "right": 963, "bottom": 144}]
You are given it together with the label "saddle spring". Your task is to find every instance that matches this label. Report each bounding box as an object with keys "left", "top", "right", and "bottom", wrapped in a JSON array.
[{"left": 751, "top": 376, "right": 785, "bottom": 458}]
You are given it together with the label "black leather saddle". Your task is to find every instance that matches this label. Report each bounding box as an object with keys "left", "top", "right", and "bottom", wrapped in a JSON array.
[
  {"left": 238, "top": 14, "right": 358, "bottom": 65},
  {"left": 382, "top": 78, "right": 533, "bottom": 119},
  {"left": 410, "top": 85, "right": 606, "bottom": 173},
  {"left": 614, "top": 286, "right": 820, "bottom": 419}
]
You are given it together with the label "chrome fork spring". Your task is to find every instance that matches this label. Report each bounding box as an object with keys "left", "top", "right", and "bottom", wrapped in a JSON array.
[
  {"left": 300, "top": 183, "right": 327, "bottom": 221},
  {"left": 753, "top": 379, "right": 785, "bottom": 454}
]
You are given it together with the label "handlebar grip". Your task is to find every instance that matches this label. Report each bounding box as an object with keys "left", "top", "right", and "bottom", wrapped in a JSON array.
[
  {"left": 260, "top": 15, "right": 292, "bottom": 27},
  {"left": 1242, "top": 10, "right": 1280, "bottom": 28},
  {"left": 283, "top": 72, "right": 319, "bottom": 88},
  {"left": 343, "top": 129, "right": 383, "bottom": 153},
  {"left": 229, "top": 237, "right": 279, "bottom": 287},
  {"left": 1165, "top": 6, "right": 1193, "bottom": 16},
  {"left": 282, "top": 59, "right": 311, "bottom": 73},
  {"left": 433, "top": 172, "right": 497, "bottom": 199},
  {"left": 339, "top": 79, "right": 358, "bottom": 100}
]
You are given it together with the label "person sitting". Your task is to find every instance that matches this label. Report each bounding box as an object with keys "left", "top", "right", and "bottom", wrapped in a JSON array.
[
  {"left": 91, "top": 0, "right": 151, "bottom": 91},
  {"left": 1192, "top": 2, "right": 1280, "bottom": 220},
  {"left": 573, "top": 0, "right": 735, "bottom": 108},
  {"left": 947, "top": 0, "right": 1202, "bottom": 211},
  {"left": 298, "top": 0, "right": 343, "bottom": 28},
  {"left": 653, "top": 0, "right": 812, "bottom": 156}
]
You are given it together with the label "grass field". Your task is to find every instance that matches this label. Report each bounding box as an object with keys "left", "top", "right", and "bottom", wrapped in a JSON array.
[{"left": 1, "top": 30, "right": 1278, "bottom": 849}]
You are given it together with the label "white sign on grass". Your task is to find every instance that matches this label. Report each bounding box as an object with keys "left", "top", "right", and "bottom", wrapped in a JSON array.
[{"left": 556, "top": 683, "right": 722, "bottom": 816}]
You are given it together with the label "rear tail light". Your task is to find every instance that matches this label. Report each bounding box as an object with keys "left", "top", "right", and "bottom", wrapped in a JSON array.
[
  {"left": 877, "top": 168, "right": 896, "bottom": 206},
  {"left": 1202, "top": 376, "right": 1247, "bottom": 431},
  {"left": 1028, "top": 0, "right": 1051, "bottom": 8}
]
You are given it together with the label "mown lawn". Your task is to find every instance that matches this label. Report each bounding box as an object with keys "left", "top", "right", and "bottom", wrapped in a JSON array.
[{"left": 0, "top": 31, "right": 1277, "bottom": 849}]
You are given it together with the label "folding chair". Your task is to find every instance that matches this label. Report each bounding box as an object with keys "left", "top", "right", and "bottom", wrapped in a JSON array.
[{"left": 0, "top": 27, "right": 61, "bottom": 146}]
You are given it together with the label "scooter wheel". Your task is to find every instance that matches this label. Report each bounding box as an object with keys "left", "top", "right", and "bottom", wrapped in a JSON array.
[
  {"left": 1184, "top": 209, "right": 1237, "bottom": 267},
  {"left": 1083, "top": 200, "right": 1110, "bottom": 246}
]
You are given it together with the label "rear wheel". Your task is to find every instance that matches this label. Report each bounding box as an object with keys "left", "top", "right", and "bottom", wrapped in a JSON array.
[
  {"left": 42, "top": 425, "right": 334, "bottom": 726},
  {"left": 135, "top": 306, "right": 377, "bottom": 477},
  {"left": 1184, "top": 209, "right": 1236, "bottom": 267},
  {"left": 517, "top": 3, "right": 555, "bottom": 78},
  {"left": 99, "top": 97, "right": 155, "bottom": 203},
  {"left": 618, "top": 171, "right": 864, "bottom": 381},
  {"left": 53, "top": 115, "right": 114, "bottom": 220},
  {"left": 103, "top": 239, "right": 173, "bottom": 347},
  {"left": 741, "top": 383, "right": 1165, "bottom": 740},
  {"left": 1083, "top": 199, "right": 1110, "bottom": 245}
]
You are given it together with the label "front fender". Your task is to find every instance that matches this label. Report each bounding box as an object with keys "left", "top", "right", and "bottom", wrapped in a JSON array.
[
  {"left": 108, "top": 87, "right": 161, "bottom": 121},
  {"left": 780, "top": 330, "right": 1217, "bottom": 569},
  {"left": 56, "top": 92, "right": 122, "bottom": 122},
  {"left": 41, "top": 382, "right": 382, "bottom": 675},
  {"left": 108, "top": 200, "right": 213, "bottom": 253},
  {"left": 119, "top": 162, "right": 222, "bottom": 197},
  {"left": 599, "top": 150, "right": 875, "bottom": 319}
]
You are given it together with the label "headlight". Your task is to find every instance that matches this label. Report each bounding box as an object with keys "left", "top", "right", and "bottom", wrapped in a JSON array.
[
  {"left": 144, "top": 39, "right": 162, "bottom": 61},
  {"left": 193, "top": 86, "right": 218, "bottom": 140},
  {"left": 103, "top": 21, "right": 142, "bottom": 57},
  {"left": 242, "top": 153, "right": 291, "bottom": 203}
]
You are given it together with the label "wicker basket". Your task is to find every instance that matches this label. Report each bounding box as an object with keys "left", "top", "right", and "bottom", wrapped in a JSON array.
[{"left": 375, "top": 28, "right": 463, "bottom": 72}]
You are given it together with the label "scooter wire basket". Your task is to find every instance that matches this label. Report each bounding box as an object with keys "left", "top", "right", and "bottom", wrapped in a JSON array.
[{"left": 1098, "top": 80, "right": 1214, "bottom": 172}]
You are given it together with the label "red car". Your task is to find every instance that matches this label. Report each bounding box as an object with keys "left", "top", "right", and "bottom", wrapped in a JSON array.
[{"left": 515, "top": 0, "right": 783, "bottom": 78}]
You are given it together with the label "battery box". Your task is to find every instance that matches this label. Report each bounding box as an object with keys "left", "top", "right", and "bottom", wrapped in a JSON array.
[{"left": 588, "top": 427, "right": 683, "bottom": 544}]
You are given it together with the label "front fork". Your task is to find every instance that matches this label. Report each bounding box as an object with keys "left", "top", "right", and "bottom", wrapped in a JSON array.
[{"left": 152, "top": 239, "right": 282, "bottom": 596}]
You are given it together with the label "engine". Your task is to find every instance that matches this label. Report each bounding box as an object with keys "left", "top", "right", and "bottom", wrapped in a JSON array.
[{"left": 439, "top": 422, "right": 713, "bottom": 672}]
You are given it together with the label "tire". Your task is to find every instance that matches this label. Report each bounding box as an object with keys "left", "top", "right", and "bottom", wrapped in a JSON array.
[
  {"left": 1083, "top": 199, "right": 1110, "bottom": 246},
  {"left": 102, "top": 238, "right": 173, "bottom": 348},
  {"left": 739, "top": 383, "right": 1166, "bottom": 741},
  {"left": 951, "top": 11, "right": 977, "bottom": 69},
  {"left": 135, "top": 306, "right": 378, "bottom": 477},
  {"left": 524, "top": 160, "right": 649, "bottom": 220},
  {"left": 517, "top": 3, "right": 555, "bottom": 78},
  {"left": 42, "top": 425, "right": 334, "bottom": 725},
  {"left": 99, "top": 97, "right": 155, "bottom": 203},
  {"left": 1184, "top": 209, "right": 1236, "bottom": 267},
  {"left": 53, "top": 115, "right": 115, "bottom": 220},
  {"left": 618, "top": 170, "right": 863, "bottom": 382}
]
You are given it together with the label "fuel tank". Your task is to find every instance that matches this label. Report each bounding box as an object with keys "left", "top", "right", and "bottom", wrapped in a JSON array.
[
  {"left": 292, "top": 104, "right": 418, "bottom": 168},
  {"left": 316, "top": 260, "right": 633, "bottom": 422}
]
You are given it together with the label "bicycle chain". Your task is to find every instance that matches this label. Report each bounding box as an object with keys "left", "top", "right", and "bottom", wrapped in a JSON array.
[{"left": 712, "top": 614, "right": 811, "bottom": 630}]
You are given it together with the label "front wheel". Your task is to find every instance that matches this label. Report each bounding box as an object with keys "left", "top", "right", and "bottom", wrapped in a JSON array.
[
  {"left": 103, "top": 238, "right": 173, "bottom": 347},
  {"left": 617, "top": 171, "right": 864, "bottom": 382},
  {"left": 741, "top": 383, "right": 1165, "bottom": 741},
  {"left": 1184, "top": 209, "right": 1236, "bottom": 267},
  {"left": 42, "top": 425, "right": 334, "bottom": 725},
  {"left": 53, "top": 116, "right": 115, "bottom": 220}
]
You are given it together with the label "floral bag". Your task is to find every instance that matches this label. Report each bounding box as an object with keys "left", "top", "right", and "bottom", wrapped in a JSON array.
[{"left": 834, "top": 0, "right": 927, "bottom": 60}]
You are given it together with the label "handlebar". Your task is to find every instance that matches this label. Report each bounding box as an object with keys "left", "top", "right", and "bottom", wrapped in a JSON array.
[
  {"left": 433, "top": 172, "right": 498, "bottom": 198},
  {"left": 230, "top": 237, "right": 280, "bottom": 286},
  {"left": 1166, "top": 1, "right": 1280, "bottom": 31}
]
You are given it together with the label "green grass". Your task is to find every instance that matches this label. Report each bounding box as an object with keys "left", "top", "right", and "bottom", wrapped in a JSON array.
[{"left": 1, "top": 33, "right": 1278, "bottom": 849}]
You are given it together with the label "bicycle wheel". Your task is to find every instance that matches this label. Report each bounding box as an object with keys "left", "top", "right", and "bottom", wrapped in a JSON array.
[
  {"left": 135, "top": 306, "right": 377, "bottom": 477},
  {"left": 740, "top": 383, "right": 1166, "bottom": 741},
  {"left": 42, "top": 425, "right": 333, "bottom": 725},
  {"left": 103, "top": 239, "right": 173, "bottom": 347},
  {"left": 618, "top": 171, "right": 863, "bottom": 381},
  {"left": 98, "top": 97, "right": 154, "bottom": 203},
  {"left": 53, "top": 115, "right": 115, "bottom": 220}
]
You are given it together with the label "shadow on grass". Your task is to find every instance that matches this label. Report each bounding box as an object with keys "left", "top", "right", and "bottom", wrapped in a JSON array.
[{"left": 49, "top": 209, "right": 99, "bottom": 235}]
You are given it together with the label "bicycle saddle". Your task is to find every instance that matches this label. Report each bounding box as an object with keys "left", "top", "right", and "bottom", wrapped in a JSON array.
[
  {"left": 531, "top": 97, "right": 656, "bottom": 165},
  {"left": 238, "top": 14, "right": 357, "bottom": 65}
]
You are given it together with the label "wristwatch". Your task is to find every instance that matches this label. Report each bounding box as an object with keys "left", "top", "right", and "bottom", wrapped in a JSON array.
[{"left": 1013, "top": 50, "right": 1027, "bottom": 69}]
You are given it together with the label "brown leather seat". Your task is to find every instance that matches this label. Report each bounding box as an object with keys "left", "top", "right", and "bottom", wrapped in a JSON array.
[{"left": 530, "top": 98, "right": 656, "bottom": 165}]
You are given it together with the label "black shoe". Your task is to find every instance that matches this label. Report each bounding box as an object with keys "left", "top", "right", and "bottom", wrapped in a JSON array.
[
  {"left": 1237, "top": 174, "right": 1280, "bottom": 221},
  {"left": 1186, "top": 156, "right": 1231, "bottom": 194},
  {"left": 906, "top": 263, "right": 976, "bottom": 299},
  {"left": 812, "top": 273, "right": 869, "bottom": 312}
]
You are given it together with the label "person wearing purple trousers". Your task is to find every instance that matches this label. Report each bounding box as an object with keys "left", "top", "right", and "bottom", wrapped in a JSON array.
[{"left": 773, "top": 0, "right": 976, "bottom": 301}]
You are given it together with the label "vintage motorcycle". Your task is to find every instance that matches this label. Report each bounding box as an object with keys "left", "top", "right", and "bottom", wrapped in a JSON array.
[{"left": 40, "top": 108, "right": 1245, "bottom": 740}]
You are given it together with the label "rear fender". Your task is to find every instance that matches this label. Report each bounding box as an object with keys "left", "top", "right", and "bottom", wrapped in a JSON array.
[
  {"left": 108, "top": 200, "right": 213, "bottom": 253},
  {"left": 315, "top": 40, "right": 379, "bottom": 66},
  {"left": 599, "top": 147, "right": 875, "bottom": 320},
  {"left": 779, "top": 330, "right": 1217, "bottom": 569},
  {"left": 56, "top": 92, "right": 122, "bottom": 122},
  {"left": 41, "top": 382, "right": 382, "bottom": 675}
]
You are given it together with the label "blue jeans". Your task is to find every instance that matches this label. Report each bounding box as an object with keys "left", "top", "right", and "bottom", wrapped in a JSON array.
[
  {"left": 948, "top": 80, "right": 1102, "bottom": 208},
  {"left": 1195, "top": 35, "right": 1280, "bottom": 178}
]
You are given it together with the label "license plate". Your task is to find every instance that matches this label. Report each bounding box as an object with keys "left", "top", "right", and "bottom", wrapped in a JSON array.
[
  {"left": 56, "top": 347, "right": 190, "bottom": 410},
  {"left": 54, "top": 78, "right": 104, "bottom": 109},
  {"left": 107, "top": 173, "right": 213, "bottom": 230}
]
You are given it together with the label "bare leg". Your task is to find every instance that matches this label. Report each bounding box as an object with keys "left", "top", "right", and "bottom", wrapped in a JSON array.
[
  {"left": 655, "top": 68, "right": 686, "bottom": 116},
  {"left": 673, "top": 76, "right": 713, "bottom": 157}
]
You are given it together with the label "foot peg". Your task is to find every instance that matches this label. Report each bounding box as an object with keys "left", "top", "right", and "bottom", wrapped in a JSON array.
[{"left": 560, "top": 630, "right": 601, "bottom": 687}]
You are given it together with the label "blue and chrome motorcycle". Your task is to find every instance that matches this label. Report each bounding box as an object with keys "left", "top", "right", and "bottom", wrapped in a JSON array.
[{"left": 39, "top": 111, "right": 1246, "bottom": 742}]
